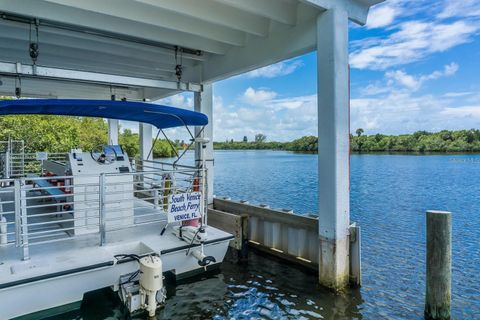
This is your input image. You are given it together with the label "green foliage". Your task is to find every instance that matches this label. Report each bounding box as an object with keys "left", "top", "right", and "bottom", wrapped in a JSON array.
[
  {"left": 285, "top": 136, "right": 318, "bottom": 152},
  {"left": 118, "top": 129, "right": 175, "bottom": 158},
  {"left": 118, "top": 129, "right": 139, "bottom": 158},
  {"left": 0, "top": 114, "right": 175, "bottom": 158},
  {"left": 213, "top": 130, "right": 480, "bottom": 153},
  {"left": 213, "top": 140, "right": 285, "bottom": 150},
  {"left": 255, "top": 133, "right": 267, "bottom": 143},
  {"left": 0, "top": 115, "right": 107, "bottom": 152},
  {"left": 152, "top": 139, "right": 176, "bottom": 158},
  {"left": 350, "top": 129, "right": 480, "bottom": 153}
]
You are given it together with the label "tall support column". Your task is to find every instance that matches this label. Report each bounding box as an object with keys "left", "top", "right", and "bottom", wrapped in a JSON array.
[
  {"left": 139, "top": 123, "right": 153, "bottom": 161},
  {"left": 317, "top": 8, "right": 350, "bottom": 290},
  {"left": 108, "top": 119, "right": 119, "bottom": 145},
  {"left": 194, "top": 84, "right": 214, "bottom": 205}
]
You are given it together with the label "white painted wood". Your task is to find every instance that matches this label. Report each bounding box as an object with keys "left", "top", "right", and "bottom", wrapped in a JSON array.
[
  {"left": 0, "top": 62, "right": 202, "bottom": 92},
  {"left": 44, "top": 0, "right": 247, "bottom": 46},
  {"left": 202, "top": 19, "right": 317, "bottom": 82},
  {"left": 317, "top": 8, "right": 350, "bottom": 289},
  {"left": 135, "top": 0, "right": 270, "bottom": 37},
  {"left": 194, "top": 84, "right": 214, "bottom": 205},
  {"left": 0, "top": 0, "right": 231, "bottom": 54},
  {"left": 108, "top": 119, "right": 119, "bottom": 145},
  {"left": 0, "top": 76, "right": 146, "bottom": 100},
  {"left": 139, "top": 123, "right": 153, "bottom": 161},
  {"left": 215, "top": 0, "right": 298, "bottom": 25},
  {"left": 301, "top": 0, "right": 384, "bottom": 25}
]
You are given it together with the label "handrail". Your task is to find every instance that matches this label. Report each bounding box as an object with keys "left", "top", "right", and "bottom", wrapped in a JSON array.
[{"left": 2, "top": 166, "right": 207, "bottom": 260}]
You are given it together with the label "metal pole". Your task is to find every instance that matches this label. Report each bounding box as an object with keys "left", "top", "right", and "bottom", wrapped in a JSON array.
[
  {"left": 201, "top": 143, "right": 207, "bottom": 226},
  {"left": 425, "top": 210, "right": 451, "bottom": 320},
  {"left": 5, "top": 151, "right": 10, "bottom": 179},
  {"left": 14, "top": 179, "right": 21, "bottom": 246},
  {"left": 19, "top": 178, "right": 29, "bottom": 260},
  {"left": 99, "top": 173, "right": 106, "bottom": 246}
]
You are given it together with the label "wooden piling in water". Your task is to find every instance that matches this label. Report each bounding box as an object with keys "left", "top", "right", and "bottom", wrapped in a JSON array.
[{"left": 425, "top": 210, "right": 451, "bottom": 320}]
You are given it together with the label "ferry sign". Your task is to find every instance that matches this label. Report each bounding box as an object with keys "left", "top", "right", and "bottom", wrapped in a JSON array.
[{"left": 167, "top": 192, "right": 202, "bottom": 223}]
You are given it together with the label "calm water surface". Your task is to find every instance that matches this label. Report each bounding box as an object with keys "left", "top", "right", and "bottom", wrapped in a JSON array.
[
  {"left": 58, "top": 151, "right": 480, "bottom": 319},
  {"left": 215, "top": 151, "right": 480, "bottom": 319}
]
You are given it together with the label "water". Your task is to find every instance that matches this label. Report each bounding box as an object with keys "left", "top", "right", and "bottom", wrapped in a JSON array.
[
  {"left": 54, "top": 151, "right": 480, "bottom": 319},
  {"left": 214, "top": 151, "right": 480, "bottom": 319}
]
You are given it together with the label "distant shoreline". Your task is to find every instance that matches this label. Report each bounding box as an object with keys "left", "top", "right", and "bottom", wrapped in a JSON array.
[
  {"left": 213, "top": 149, "right": 480, "bottom": 155},
  {"left": 214, "top": 129, "right": 480, "bottom": 153}
]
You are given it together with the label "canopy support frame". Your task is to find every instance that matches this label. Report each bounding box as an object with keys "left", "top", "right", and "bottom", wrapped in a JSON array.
[{"left": 0, "top": 61, "right": 202, "bottom": 93}]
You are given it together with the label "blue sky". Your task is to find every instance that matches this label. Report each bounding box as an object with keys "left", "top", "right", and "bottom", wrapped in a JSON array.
[{"left": 157, "top": 0, "right": 480, "bottom": 142}]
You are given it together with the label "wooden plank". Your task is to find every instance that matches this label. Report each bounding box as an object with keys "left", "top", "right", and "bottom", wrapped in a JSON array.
[{"left": 208, "top": 208, "right": 243, "bottom": 250}]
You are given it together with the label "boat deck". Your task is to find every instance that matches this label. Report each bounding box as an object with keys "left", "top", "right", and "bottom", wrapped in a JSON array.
[
  {"left": 0, "top": 217, "right": 231, "bottom": 286},
  {"left": 0, "top": 187, "right": 232, "bottom": 319}
]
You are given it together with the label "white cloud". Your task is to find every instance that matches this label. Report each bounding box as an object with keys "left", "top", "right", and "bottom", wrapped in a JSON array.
[
  {"left": 213, "top": 91, "right": 317, "bottom": 141},
  {"left": 159, "top": 93, "right": 193, "bottom": 110},
  {"left": 443, "top": 92, "right": 474, "bottom": 98},
  {"left": 244, "top": 59, "right": 303, "bottom": 78},
  {"left": 243, "top": 87, "right": 277, "bottom": 104},
  {"left": 350, "top": 20, "right": 478, "bottom": 70},
  {"left": 366, "top": 4, "right": 398, "bottom": 29},
  {"left": 362, "top": 63, "right": 459, "bottom": 95},
  {"left": 214, "top": 88, "right": 480, "bottom": 141},
  {"left": 438, "top": 0, "right": 480, "bottom": 19},
  {"left": 351, "top": 90, "right": 480, "bottom": 135},
  {"left": 441, "top": 105, "right": 480, "bottom": 118}
]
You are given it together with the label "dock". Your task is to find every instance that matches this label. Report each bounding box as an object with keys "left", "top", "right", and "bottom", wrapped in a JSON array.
[{"left": 208, "top": 197, "right": 361, "bottom": 286}]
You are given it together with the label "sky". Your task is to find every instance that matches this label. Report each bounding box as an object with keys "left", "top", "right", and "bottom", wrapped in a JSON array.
[{"left": 129, "top": 0, "right": 480, "bottom": 142}]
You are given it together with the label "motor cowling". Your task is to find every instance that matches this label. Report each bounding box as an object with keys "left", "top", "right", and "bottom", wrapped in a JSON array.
[{"left": 139, "top": 256, "right": 164, "bottom": 318}]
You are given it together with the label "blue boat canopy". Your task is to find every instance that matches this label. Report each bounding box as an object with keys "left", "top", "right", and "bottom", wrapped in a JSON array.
[{"left": 0, "top": 99, "right": 208, "bottom": 129}]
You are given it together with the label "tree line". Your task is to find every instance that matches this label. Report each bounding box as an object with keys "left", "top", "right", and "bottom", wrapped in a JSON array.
[
  {"left": 0, "top": 115, "right": 176, "bottom": 158},
  {"left": 214, "top": 129, "right": 480, "bottom": 153},
  {"left": 1, "top": 109, "right": 478, "bottom": 155}
]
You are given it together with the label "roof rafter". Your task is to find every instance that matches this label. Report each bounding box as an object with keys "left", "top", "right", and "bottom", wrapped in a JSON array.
[
  {"left": 44, "top": 0, "right": 247, "bottom": 47},
  {"left": 215, "top": 0, "right": 298, "bottom": 25},
  {"left": 0, "top": 0, "right": 231, "bottom": 54},
  {"left": 202, "top": 18, "right": 316, "bottom": 82},
  {"left": 134, "top": 0, "right": 270, "bottom": 37},
  {"left": 300, "top": 0, "right": 384, "bottom": 25}
]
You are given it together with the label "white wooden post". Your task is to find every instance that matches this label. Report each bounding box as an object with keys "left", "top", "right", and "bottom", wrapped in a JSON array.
[
  {"left": 107, "top": 119, "right": 119, "bottom": 145},
  {"left": 317, "top": 8, "right": 350, "bottom": 290},
  {"left": 139, "top": 123, "right": 153, "bottom": 161},
  {"left": 194, "top": 84, "right": 214, "bottom": 205}
]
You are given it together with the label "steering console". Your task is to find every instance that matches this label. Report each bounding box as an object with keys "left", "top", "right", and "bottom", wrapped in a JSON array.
[{"left": 90, "top": 145, "right": 118, "bottom": 164}]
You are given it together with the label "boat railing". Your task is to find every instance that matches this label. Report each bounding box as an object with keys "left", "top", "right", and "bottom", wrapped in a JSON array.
[
  {"left": 135, "top": 158, "right": 198, "bottom": 172},
  {"left": 0, "top": 167, "right": 207, "bottom": 261},
  {"left": 0, "top": 152, "right": 68, "bottom": 178}
]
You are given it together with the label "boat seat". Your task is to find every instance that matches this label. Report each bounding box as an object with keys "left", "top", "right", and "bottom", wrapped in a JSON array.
[{"left": 34, "top": 179, "right": 66, "bottom": 201}]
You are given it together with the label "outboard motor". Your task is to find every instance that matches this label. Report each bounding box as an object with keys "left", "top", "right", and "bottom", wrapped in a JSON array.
[{"left": 117, "top": 255, "right": 166, "bottom": 318}]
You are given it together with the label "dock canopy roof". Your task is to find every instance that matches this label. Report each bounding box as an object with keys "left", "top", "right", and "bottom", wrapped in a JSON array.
[{"left": 0, "top": 99, "right": 208, "bottom": 129}]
